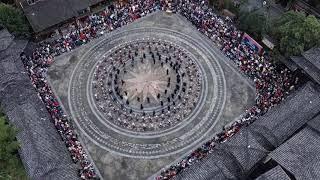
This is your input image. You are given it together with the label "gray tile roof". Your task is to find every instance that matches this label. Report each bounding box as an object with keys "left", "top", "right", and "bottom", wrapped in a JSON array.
[
  {"left": 303, "top": 47, "right": 320, "bottom": 70},
  {"left": 0, "top": 28, "right": 13, "bottom": 52},
  {"left": 0, "top": 33, "right": 78, "bottom": 179},
  {"left": 216, "top": 127, "right": 269, "bottom": 172},
  {"left": 294, "top": 0, "right": 320, "bottom": 18},
  {"left": 270, "top": 126, "right": 320, "bottom": 180},
  {"left": 21, "top": 0, "right": 74, "bottom": 32},
  {"left": 21, "top": 0, "right": 79, "bottom": 32},
  {"left": 66, "top": 0, "right": 93, "bottom": 13},
  {"left": 280, "top": 57, "right": 298, "bottom": 71},
  {"left": 307, "top": 114, "right": 320, "bottom": 133},
  {"left": 173, "top": 154, "right": 236, "bottom": 180},
  {"left": 20, "top": 0, "right": 104, "bottom": 32},
  {"left": 291, "top": 55, "right": 320, "bottom": 85},
  {"left": 256, "top": 166, "right": 290, "bottom": 180},
  {"left": 175, "top": 82, "right": 320, "bottom": 180},
  {"left": 89, "top": 0, "right": 105, "bottom": 6},
  {"left": 251, "top": 82, "right": 320, "bottom": 145}
]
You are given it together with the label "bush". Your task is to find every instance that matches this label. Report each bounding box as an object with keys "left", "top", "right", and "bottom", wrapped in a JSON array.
[
  {"left": 272, "top": 11, "right": 320, "bottom": 57},
  {"left": 0, "top": 3, "right": 30, "bottom": 36},
  {"left": 0, "top": 112, "right": 27, "bottom": 180},
  {"left": 238, "top": 11, "right": 266, "bottom": 40}
]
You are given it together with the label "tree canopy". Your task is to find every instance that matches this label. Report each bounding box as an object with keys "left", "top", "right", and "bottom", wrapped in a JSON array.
[
  {"left": 238, "top": 11, "right": 266, "bottom": 40},
  {"left": 0, "top": 111, "right": 27, "bottom": 180},
  {"left": 272, "top": 11, "right": 320, "bottom": 57},
  {"left": 0, "top": 3, "right": 30, "bottom": 36}
]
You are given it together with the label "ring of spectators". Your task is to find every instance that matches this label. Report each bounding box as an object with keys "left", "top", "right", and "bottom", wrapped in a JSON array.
[{"left": 18, "top": 0, "right": 299, "bottom": 179}]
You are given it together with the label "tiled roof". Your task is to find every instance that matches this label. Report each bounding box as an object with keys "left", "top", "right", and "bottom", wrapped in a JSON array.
[
  {"left": 291, "top": 54, "right": 320, "bottom": 85},
  {"left": 307, "top": 113, "right": 320, "bottom": 133},
  {"left": 0, "top": 28, "right": 13, "bottom": 52},
  {"left": 0, "top": 32, "right": 78, "bottom": 179},
  {"left": 174, "top": 82, "right": 320, "bottom": 180},
  {"left": 252, "top": 82, "right": 320, "bottom": 144},
  {"left": 303, "top": 47, "right": 320, "bottom": 70},
  {"left": 21, "top": 0, "right": 79, "bottom": 32},
  {"left": 20, "top": 0, "right": 104, "bottom": 32},
  {"left": 256, "top": 166, "right": 290, "bottom": 180},
  {"left": 270, "top": 126, "right": 320, "bottom": 180}
]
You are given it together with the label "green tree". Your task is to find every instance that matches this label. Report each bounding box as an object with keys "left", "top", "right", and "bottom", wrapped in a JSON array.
[
  {"left": 238, "top": 11, "right": 266, "bottom": 40},
  {"left": 0, "top": 3, "right": 30, "bottom": 36},
  {"left": 0, "top": 112, "right": 27, "bottom": 180},
  {"left": 272, "top": 11, "right": 320, "bottom": 57}
]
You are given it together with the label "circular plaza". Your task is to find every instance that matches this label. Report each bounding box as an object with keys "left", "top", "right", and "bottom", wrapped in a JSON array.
[{"left": 68, "top": 27, "right": 227, "bottom": 158}]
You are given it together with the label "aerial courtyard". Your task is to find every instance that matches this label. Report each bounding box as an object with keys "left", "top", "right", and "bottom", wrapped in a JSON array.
[
  {"left": 1, "top": 0, "right": 320, "bottom": 180},
  {"left": 47, "top": 11, "right": 255, "bottom": 179}
]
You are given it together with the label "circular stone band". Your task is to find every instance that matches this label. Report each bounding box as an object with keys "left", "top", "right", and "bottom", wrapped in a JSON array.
[
  {"left": 68, "top": 27, "right": 226, "bottom": 158},
  {"left": 90, "top": 39, "right": 203, "bottom": 133}
]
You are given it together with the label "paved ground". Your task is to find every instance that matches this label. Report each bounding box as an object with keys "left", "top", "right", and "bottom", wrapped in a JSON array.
[{"left": 47, "top": 11, "right": 255, "bottom": 180}]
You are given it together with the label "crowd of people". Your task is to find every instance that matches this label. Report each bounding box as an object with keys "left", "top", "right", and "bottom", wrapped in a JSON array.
[
  {"left": 21, "top": 54, "right": 98, "bottom": 179},
  {"left": 19, "top": 0, "right": 300, "bottom": 179},
  {"left": 92, "top": 40, "right": 201, "bottom": 132},
  {"left": 157, "top": 0, "right": 298, "bottom": 179},
  {"left": 20, "top": 0, "right": 168, "bottom": 179}
]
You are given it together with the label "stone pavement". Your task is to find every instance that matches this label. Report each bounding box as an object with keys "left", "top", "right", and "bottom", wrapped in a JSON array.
[{"left": 47, "top": 11, "right": 255, "bottom": 180}]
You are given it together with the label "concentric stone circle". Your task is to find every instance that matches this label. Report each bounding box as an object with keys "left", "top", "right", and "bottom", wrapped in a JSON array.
[
  {"left": 91, "top": 40, "right": 202, "bottom": 132},
  {"left": 68, "top": 27, "right": 226, "bottom": 158}
]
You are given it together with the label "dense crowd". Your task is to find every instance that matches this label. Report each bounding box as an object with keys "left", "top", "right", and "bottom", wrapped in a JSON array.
[
  {"left": 19, "top": 0, "right": 299, "bottom": 179},
  {"left": 20, "top": 0, "right": 167, "bottom": 179},
  {"left": 157, "top": 0, "right": 298, "bottom": 179},
  {"left": 21, "top": 54, "right": 98, "bottom": 179},
  {"left": 92, "top": 40, "right": 201, "bottom": 132},
  {"left": 31, "top": 0, "right": 166, "bottom": 57}
]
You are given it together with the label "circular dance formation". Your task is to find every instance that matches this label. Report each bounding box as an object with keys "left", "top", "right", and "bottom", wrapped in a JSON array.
[
  {"left": 92, "top": 40, "right": 202, "bottom": 132},
  {"left": 69, "top": 27, "right": 226, "bottom": 158}
]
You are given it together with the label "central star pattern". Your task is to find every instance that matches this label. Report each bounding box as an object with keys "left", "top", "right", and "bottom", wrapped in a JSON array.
[{"left": 123, "top": 61, "right": 168, "bottom": 102}]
